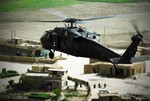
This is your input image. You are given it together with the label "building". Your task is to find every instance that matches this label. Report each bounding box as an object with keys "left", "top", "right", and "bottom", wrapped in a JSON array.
[
  {"left": 92, "top": 90, "right": 121, "bottom": 101},
  {"left": 11, "top": 37, "right": 23, "bottom": 45},
  {"left": 84, "top": 62, "right": 146, "bottom": 77},
  {"left": 93, "top": 90, "right": 150, "bottom": 101},
  {"left": 31, "top": 64, "right": 63, "bottom": 73},
  {"left": 0, "top": 37, "right": 42, "bottom": 57},
  {"left": 25, "top": 65, "right": 68, "bottom": 91}
]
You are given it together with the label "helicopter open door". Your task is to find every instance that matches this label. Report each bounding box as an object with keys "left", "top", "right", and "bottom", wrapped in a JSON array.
[
  {"left": 48, "top": 33, "right": 58, "bottom": 59},
  {"left": 51, "top": 34, "right": 58, "bottom": 49}
]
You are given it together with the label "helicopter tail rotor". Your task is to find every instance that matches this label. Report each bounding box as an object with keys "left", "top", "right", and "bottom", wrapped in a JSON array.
[{"left": 130, "top": 19, "right": 142, "bottom": 37}]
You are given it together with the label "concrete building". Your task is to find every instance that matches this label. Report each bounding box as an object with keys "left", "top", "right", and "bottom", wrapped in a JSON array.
[
  {"left": 84, "top": 62, "right": 146, "bottom": 77},
  {"left": 25, "top": 65, "right": 68, "bottom": 91}
]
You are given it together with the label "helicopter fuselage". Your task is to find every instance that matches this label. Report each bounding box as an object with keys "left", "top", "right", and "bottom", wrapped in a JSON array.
[{"left": 40, "top": 26, "right": 120, "bottom": 62}]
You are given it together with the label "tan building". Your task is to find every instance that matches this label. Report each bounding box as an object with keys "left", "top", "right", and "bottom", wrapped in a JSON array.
[
  {"left": 31, "top": 64, "right": 63, "bottom": 73},
  {"left": 0, "top": 37, "right": 42, "bottom": 57},
  {"left": 11, "top": 37, "right": 23, "bottom": 45},
  {"left": 93, "top": 90, "right": 150, "bottom": 101},
  {"left": 25, "top": 65, "right": 68, "bottom": 91},
  {"left": 94, "top": 90, "right": 121, "bottom": 101},
  {"left": 84, "top": 62, "right": 146, "bottom": 77}
]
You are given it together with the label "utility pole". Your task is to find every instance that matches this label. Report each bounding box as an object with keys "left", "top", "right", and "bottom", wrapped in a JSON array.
[
  {"left": 11, "top": 30, "right": 13, "bottom": 38},
  {"left": 104, "top": 26, "right": 106, "bottom": 46},
  {"left": 14, "top": 30, "right": 16, "bottom": 37}
]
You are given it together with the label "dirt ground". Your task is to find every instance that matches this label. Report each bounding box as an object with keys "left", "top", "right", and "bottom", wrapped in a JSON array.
[
  {"left": 0, "top": 2, "right": 150, "bottom": 47},
  {"left": 0, "top": 2, "right": 150, "bottom": 21}
]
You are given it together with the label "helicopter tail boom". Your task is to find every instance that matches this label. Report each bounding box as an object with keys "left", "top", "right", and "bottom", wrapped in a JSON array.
[{"left": 114, "top": 34, "right": 143, "bottom": 64}]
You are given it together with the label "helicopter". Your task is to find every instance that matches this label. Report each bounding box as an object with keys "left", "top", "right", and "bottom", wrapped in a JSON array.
[{"left": 40, "top": 17, "right": 150, "bottom": 69}]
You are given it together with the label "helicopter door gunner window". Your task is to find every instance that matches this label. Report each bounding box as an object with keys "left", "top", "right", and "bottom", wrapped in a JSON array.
[{"left": 52, "top": 34, "right": 57, "bottom": 49}]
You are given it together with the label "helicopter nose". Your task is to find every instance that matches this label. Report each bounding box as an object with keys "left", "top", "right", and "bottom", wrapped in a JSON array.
[
  {"left": 40, "top": 31, "right": 47, "bottom": 44},
  {"left": 40, "top": 31, "right": 50, "bottom": 50}
]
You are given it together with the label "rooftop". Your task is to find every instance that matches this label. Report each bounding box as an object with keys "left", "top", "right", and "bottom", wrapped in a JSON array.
[
  {"left": 26, "top": 73, "right": 49, "bottom": 77},
  {"left": 48, "top": 68, "right": 67, "bottom": 72}
]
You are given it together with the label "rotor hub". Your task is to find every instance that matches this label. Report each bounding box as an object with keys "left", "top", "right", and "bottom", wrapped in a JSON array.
[{"left": 63, "top": 18, "right": 82, "bottom": 23}]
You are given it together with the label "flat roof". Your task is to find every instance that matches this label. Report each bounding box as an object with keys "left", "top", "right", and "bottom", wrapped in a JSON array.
[
  {"left": 11, "top": 37, "right": 23, "bottom": 40},
  {"left": 99, "top": 93, "right": 119, "bottom": 97},
  {"left": 48, "top": 68, "right": 66, "bottom": 72},
  {"left": 26, "top": 73, "right": 49, "bottom": 77},
  {"left": 32, "top": 64, "right": 63, "bottom": 69}
]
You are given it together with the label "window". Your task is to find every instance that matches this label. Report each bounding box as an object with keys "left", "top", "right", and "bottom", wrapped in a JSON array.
[
  {"left": 132, "top": 69, "right": 134, "bottom": 75},
  {"left": 139, "top": 68, "right": 141, "bottom": 73},
  {"left": 115, "top": 69, "right": 124, "bottom": 76},
  {"left": 93, "top": 68, "right": 97, "bottom": 73},
  {"left": 126, "top": 69, "right": 129, "bottom": 76},
  {"left": 52, "top": 71, "right": 57, "bottom": 75},
  {"left": 109, "top": 96, "right": 112, "bottom": 101}
]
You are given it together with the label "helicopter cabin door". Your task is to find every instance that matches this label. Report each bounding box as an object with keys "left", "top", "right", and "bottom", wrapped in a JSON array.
[{"left": 66, "top": 38, "right": 79, "bottom": 56}]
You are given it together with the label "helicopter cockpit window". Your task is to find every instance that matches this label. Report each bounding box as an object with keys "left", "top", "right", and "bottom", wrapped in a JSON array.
[
  {"left": 78, "top": 27, "right": 84, "bottom": 32},
  {"left": 87, "top": 33, "right": 96, "bottom": 39},
  {"left": 93, "top": 35, "right": 96, "bottom": 39},
  {"left": 46, "top": 32, "right": 50, "bottom": 39},
  {"left": 54, "top": 27, "right": 63, "bottom": 34},
  {"left": 42, "top": 31, "right": 48, "bottom": 39},
  {"left": 81, "top": 32, "right": 88, "bottom": 38}
]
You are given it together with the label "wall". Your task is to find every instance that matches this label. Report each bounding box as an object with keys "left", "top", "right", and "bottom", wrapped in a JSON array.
[
  {"left": 84, "top": 62, "right": 146, "bottom": 77},
  {"left": 25, "top": 75, "right": 62, "bottom": 91},
  {"left": 84, "top": 64, "right": 95, "bottom": 74},
  {"left": 0, "top": 54, "right": 57, "bottom": 64},
  {"left": 0, "top": 54, "right": 36, "bottom": 63},
  {"left": 132, "top": 62, "right": 146, "bottom": 74},
  {"left": 98, "top": 96, "right": 121, "bottom": 101},
  {"left": 68, "top": 76, "right": 91, "bottom": 100}
]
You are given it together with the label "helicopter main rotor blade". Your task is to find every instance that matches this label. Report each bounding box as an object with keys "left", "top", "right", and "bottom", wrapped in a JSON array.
[
  {"left": 0, "top": 15, "right": 115, "bottom": 23},
  {"left": 29, "top": 20, "right": 64, "bottom": 23},
  {"left": 82, "top": 15, "right": 114, "bottom": 21},
  {"left": 0, "top": 20, "right": 65, "bottom": 23}
]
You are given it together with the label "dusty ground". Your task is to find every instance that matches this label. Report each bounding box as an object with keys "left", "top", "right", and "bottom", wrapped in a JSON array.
[
  {"left": 0, "top": 55, "right": 150, "bottom": 100},
  {"left": 0, "top": 2, "right": 150, "bottom": 100},
  {"left": 0, "top": 2, "right": 150, "bottom": 47}
]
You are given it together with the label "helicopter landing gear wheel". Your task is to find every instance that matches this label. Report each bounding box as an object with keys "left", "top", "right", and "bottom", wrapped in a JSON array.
[{"left": 49, "top": 51, "right": 54, "bottom": 59}]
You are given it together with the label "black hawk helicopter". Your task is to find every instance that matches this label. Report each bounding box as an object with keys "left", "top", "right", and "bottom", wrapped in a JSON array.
[{"left": 40, "top": 17, "right": 150, "bottom": 68}]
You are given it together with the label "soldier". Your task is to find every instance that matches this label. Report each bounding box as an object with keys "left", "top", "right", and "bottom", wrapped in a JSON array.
[
  {"left": 98, "top": 83, "right": 101, "bottom": 88},
  {"left": 104, "top": 83, "right": 106, "bottom": 88},
  {"left": 93, "top": 84, "right": 96, "bottom": 88}
]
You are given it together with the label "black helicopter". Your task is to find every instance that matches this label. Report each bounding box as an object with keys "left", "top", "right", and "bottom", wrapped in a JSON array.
[{"left": 40, "top": 17, "right": 150, "bottom": 67}]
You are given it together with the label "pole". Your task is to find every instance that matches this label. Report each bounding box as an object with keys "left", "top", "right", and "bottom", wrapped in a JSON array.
[{"left": 104, "top": 26, "right": 106, "bottom": 46}]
